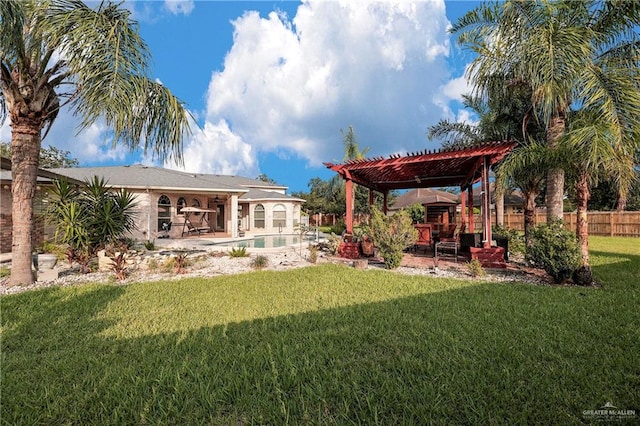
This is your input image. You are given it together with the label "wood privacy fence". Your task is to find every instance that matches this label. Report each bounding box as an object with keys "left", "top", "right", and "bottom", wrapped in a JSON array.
[{"left": 461, "top": 211, "right": 640, "bottom": 237}]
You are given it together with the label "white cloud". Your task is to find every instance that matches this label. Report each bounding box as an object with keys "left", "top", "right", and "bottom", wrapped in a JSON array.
[
  {"left": 166, "top": 119, "right": 258, "bottom": 177},
  {"left": 164, "top": 0, "right": 194, "bottom": 16},
  {"left": 198, "top": 0, "right": 453, "bottom": 173}
]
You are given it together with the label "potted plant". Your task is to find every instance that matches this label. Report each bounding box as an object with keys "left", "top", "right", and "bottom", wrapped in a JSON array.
[{"left": 33, "top": 241, "right": 60, "bottom": 270}]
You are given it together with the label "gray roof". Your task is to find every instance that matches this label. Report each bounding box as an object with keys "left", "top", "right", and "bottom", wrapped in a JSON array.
[
  {"left": 389, "top": 188, "right": 459, "bottom": 210},
  {"left": 195, "top": 173, "right": 287, "bottom": 191},
  {"left": 240, "top": 188, "right": 305, "bottom": 202},
  {"left": 49, "top": 165, "right": 246, "bottom": 193}
]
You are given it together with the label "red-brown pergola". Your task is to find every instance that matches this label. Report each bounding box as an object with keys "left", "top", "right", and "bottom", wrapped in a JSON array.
[{"left": 324, "top": 141, "right": 517, "bottom": 248}]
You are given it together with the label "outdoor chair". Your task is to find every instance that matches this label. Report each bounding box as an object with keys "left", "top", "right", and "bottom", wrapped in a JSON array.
[
  {"left": 435, "top": 223, "right": 465, "bottom": 261},
  {"left": 413, "top": 223, "right": 433, "bottom": 254}
]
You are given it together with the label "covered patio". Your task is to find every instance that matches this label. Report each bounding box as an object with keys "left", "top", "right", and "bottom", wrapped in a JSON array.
[{"left": 324, "top": 141, "right": 516, "bottom": 264}]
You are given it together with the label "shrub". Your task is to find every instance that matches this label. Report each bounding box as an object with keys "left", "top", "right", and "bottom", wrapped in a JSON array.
[
  {"left": 108, "top": 252, "right": 129, "bottom": 281},
  {"left": 492, "top": 225, "right": 525, "bottom": 256},
  {"left": 251, "top": 255, "right": 269, "bottom": 270},
  {"left": 144, "top": 240, "right": 156, "bottom": 251},
  {"left": 229, "top": 247, "right": 249, "bottom": 258},
  {"left": 326, "top": 234, "right": 342, "bottom": 255},
  {"left": 466, "top": 258, "right": 486, "bottom": 278},
  {"left": 526, "top": 220, "right": 582, "bottom": 283},
  {"left": 329, "top": 221, "right": 346, "bottom": 236},
  {"left": 369, "top": 206, "right": 417, "bottom": 269}
]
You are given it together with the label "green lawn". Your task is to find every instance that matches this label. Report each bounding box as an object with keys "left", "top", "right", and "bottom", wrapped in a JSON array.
[{"left": 2, "top": 237, "right": 638, "bottom": 424}]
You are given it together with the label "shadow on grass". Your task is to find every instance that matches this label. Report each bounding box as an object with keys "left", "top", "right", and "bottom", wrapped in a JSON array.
[{"left": 3, "top": 277, "right": 639, "bottom": 424}]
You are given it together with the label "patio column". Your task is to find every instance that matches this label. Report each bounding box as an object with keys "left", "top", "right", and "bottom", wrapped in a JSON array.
[
  {"left": 230, "top": 194, "right": 239, "bottom": 238},
  {"left": 345, "top": 178, "right": 354, "bottom": 234},
  {"left": 369, "top": 189, "right": 374, "bottom": 208},
  {"left": 482, "top": 155, "right": 492, "bottom": 248},
  {"left": 467, "top": 186, "right": 474, "bottom": 233}
]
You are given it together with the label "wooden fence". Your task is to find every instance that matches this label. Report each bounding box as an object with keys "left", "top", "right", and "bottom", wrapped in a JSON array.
[{"left": 461, "top": 211, "right": 640, "bottom": 237}]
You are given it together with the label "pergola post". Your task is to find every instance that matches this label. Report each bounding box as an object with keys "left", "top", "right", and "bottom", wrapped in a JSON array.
[
  {"left": 345, "top": 178, "right": 354, "bottom": 234},
  {"left": 460, "top": 185, "right": 467, "bottom": 229},
  {"left": 482, "top": 155, "right": 492, "bottom": 248},
  {"left": 369, "top": 188, "right": 374, "bottom": 207},
  {"left": 467, "top": 186, "right": 474, "bottom": 233},
  {"left": 383, "top": 191, "right": 388, "bottom": 214}
]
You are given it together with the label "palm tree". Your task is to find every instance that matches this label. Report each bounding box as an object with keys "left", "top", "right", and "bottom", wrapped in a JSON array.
[
  {"left": 1, "top": 0, "right": 191, "bottom": 285},
  {"left": 451, "top": 0, "right": 640, "bottom": 222},
  {"left": 564, "top": 110, "right": 638, "bottom": 267}
]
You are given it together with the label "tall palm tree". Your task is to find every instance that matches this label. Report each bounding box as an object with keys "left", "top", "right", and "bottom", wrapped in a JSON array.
[
  {"left": 451, "top": 0, "right": 640, "bottom": 222},
  {"left": 1, "top": 0, "right": 191, "bottom": 285}
]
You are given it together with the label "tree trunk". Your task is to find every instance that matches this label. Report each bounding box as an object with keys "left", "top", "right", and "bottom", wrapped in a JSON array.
[
  {"left": 10, "top": 123, "right": 42, "bottom": 286},
  {"left": 495, "top": 193, "right": 504, "bottom": 227},
  {"left": 616, "top": 192, "right": 627, "bottom": 212},
  {"left": 575, "top": 173, "right": 590, "bottom": 266},
  {"left": 546, "top": 114, "right": 566, "bottom": 221},
  {"left": 523, "top": 190, "right": 538, "bottom": 247}
]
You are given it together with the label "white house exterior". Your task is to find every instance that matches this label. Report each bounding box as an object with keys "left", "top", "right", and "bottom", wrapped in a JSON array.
[{"left": 49, "top": 165, "right": 305, "bottom": 241}]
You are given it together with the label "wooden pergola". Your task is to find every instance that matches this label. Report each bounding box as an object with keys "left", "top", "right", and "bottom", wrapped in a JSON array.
[{"left": 324, "top": 141, "right": 516, "bottom": 248}]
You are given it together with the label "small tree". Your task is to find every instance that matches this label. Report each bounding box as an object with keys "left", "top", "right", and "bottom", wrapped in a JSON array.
[{"left": 369, "top": 206, "right": 417, "bottom": 269}]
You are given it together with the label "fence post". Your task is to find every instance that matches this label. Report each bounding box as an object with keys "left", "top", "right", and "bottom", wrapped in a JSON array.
[{"left": 610, "top": 212, "right": 615, "bottom": 237}]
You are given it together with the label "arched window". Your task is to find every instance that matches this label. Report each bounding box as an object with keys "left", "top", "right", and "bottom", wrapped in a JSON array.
[
  {"left": 158, "top": 195, "right": 171, "bottom": 231},
  {"left": 177, "top": 197, "right": 187, "bottom": 215},
  {"left": 273, "top": 204, "right": 286, "bottom": 228},
  {"left": 191, "top": 198, "right": 201, "bottom": 208},
  {"left": 254, "top": 204, "right": 265, "bottom": 229}
]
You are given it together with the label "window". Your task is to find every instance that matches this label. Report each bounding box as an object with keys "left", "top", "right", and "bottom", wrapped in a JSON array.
[
  {"left": 254, "top": 204, "right": 265, "bottom": 229},
  {"left": 273, "top": 204, "right": 286, "bottom": 228},
  {"left": 177, "top": 197, "right": 187, "bottom": 215},
  {"left": 158, "top": 195, "right": 171, "bottom": 231},
  {"left": 191, "top": 198, "right": 201, "bottom": 208}
]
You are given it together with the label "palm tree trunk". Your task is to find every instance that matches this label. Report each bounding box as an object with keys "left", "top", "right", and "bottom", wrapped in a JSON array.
[
  {"left": 546, "top": 115, "right": 566, "bottom": 221},
  {"left": 10, "top": 125, "right": 42, "bottom": 286},
  {"left": 523, "top": 191, "right": 537, "bottom": 246},
  {"left": 575, "top": 173, "right": 590, "bottom": 266},
  {"left": 495, "top": 193, "right": 504, "bottom": 227}
]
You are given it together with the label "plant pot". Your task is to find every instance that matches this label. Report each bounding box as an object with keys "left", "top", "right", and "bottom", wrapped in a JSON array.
[{"left": 36, "top": 253, "right": 58, "bottom": 270}]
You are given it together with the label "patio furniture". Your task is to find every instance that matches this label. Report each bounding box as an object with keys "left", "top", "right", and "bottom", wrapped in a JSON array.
[
  {"left": 159, "top": 221, "right": 172, "bottom": 239},
  {"left": 413, "top": 224, "right": 433, "bottom": 254},
  {"left": 434, "top": 223, "right": 465, "bottom": 262},
  {"left": 180, "top": 207, "right": 215, "bottom": 236}
]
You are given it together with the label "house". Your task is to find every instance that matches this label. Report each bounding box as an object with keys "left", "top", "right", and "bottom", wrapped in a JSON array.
[
  {"left": 49, "top": 165, "right": 305, "bottom": 241},
  {"left": 0, "top": 164, "right": 304, "bottom": 252}
]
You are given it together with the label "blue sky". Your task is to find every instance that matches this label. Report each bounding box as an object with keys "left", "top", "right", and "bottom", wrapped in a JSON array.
[{"left": 1, "top": 0, "right": 482, "bottom": 193}]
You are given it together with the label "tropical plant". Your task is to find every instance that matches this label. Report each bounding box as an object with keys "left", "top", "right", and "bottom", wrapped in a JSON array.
[
  {"left": 368, "top": 206, "right": 417, "bottom": 269},
  {"left": 451, "top": 0, "right": 640, "bottom": 222},
  {"left": 1, "top": 0, "right": 191, "bottom": 285},
  {"left": 46, "top": 177, "right": 137, "bottom": 272},
  {"left": 229, "top": 247, "right": 249, "bottom": 258}
]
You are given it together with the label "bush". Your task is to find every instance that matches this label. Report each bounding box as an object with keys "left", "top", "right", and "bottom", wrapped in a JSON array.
[
  {"left": 466, "top": 258, "right": 486, "bottom": 277},
  {"left": 229, "top": 247, "right": 249, "bottom": 258},
  {"left": 329, "top": 222, "right": 346, "bottom": 236},
  {"left": 144, "top": 240, "right": 156, "bottom": 251},
  {"left": 526, "top": 220, "right": 582, "bottom": 283},
  {"left": 369, "top": 207, "right": 417, "bottom": 269},
  {"left": 251, "top": 255, "right": 269, "bottom": 270},
  {"left": 492, "top": 225, "right": 525, "bottom": 256},
  {"left": 326, "top": 234, "right": 342, "bottom": 255}
]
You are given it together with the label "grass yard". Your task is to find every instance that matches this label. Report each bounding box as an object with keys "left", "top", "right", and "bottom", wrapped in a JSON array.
[{"left": 1, "top": 237, "right": 638, "bottom": 424}]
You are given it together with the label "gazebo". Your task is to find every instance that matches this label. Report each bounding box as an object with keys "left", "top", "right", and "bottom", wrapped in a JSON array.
[{"left": 324, "top": 141, "right": 516, "bottom": 250}]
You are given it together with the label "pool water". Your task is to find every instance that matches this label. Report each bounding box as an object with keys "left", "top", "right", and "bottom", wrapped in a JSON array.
[{"left": 211, "top": 234, "right": 313, "bottom": 249}]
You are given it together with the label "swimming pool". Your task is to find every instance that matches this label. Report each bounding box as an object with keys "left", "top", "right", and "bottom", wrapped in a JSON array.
[{"left": 209, "top": 234, "right": 316, "bottom": 249}]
